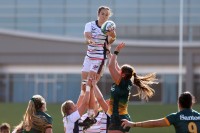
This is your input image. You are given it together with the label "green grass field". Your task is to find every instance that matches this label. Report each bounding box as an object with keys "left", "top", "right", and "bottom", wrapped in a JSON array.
[{"left": 0, "top": 103, "right": 199, "bottom": 133}]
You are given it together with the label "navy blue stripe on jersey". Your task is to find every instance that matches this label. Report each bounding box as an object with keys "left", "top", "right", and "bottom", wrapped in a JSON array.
[
  {"left": 89, "top": 50, "right": 103, "bottom": 52},
  {"left": 86, "top": 55, "right": 105, "bottom": 59},
  {"left": 88, "top": 45, "right": 104, "bottom": 47},
  {"left": 95, "top": 20, "right": 101, "bottom": 28},
  {"left": 73, "top": 120, "right": 79, "bottom": 133},
  {"left": 89, "top": 53, "right": 104, "bottom": 55},
  {"left": 84, "top": 20, "right": 108, "bottom": 59}
]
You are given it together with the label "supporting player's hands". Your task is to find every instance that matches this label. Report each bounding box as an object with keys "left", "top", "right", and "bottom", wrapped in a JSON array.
[
  {"left": 91, "top": 79, "right": 97, "bottom": 88},
  {"left": 88, "top": 73, "right": 97, "bottom": 88},
  {"left": 121, "top": 119, "right": 135, "bottom": 128},
  {"left": 115, "top": 42, "right": 125, "bottom": 52}
]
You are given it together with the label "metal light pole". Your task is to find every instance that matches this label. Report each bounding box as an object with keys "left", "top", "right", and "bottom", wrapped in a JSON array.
[{"left": 178, "top": 0, "right": 184, "bottom": 96}]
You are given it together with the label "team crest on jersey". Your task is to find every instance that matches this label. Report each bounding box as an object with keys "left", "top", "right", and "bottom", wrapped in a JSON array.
[{"left": 111, "top": 87, "right": 115, "bottom": 91}]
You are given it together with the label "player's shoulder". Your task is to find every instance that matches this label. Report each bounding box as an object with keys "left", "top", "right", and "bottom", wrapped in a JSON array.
[
  {"left": 167, "top": 112, "right": 178, "bottom": 118},
  {"left": 36, "top": 111, "right": 53, "bottom": 124},
  {"left": 85, "top": 21, "right": 95, "bottom": 25},
  {"left": 63, "top": 116, "right": 66, "bottom": 122},
  {"left": 192, "top": 109, "right": 200, "bottom": 116},
  {"left": 175, "top": 109, "right": 200, "bottom": 117}
]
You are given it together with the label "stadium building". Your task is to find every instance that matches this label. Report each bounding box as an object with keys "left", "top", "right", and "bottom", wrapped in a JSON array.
[{"left": 0, "top": 0, "right": 200, "bottom": 103}]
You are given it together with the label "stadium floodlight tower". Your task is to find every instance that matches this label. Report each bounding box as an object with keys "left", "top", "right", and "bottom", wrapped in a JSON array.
[{"left": 178, "top": 0, "right": 184, "bottom": 97}]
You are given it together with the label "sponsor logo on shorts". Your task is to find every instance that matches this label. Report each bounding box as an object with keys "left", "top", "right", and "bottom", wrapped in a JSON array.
[{"left": 93, "top": 65, "right": 99, "bottom": 70}]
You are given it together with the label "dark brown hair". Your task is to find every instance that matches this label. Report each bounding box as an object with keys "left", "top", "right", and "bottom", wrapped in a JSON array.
[
  {"left": 31, "top": 97, "right": 44, "bottom": 111},
  {"left": 97, "top": 6, "right": 113, "bottom": 17},
  {"left": 179, "top": 91, "right": 195, "bottom": 108}
]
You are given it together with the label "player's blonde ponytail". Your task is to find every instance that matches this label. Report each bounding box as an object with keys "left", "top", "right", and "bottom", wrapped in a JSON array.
[
  {"left": 22, "top": 95, "right": 50, "bottom": 132},
  {"left": 133, "top": 72, "right": 158, "bottom": 100}
]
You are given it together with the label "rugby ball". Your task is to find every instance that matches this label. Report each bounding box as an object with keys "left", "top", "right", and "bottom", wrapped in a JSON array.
[{"left": 101, "top": 20, "right": 116, "bottom": 34}]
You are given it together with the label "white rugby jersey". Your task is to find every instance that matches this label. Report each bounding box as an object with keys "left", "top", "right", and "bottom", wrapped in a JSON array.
[
  {"left": 79, "top": 112, "right": 109, "bottom": 133},
  {"left": 84, "top": 20, "right": 108, "bottom": 60},
  {"left": 63, "top": 110, "right": 81, "bottom": 133}
]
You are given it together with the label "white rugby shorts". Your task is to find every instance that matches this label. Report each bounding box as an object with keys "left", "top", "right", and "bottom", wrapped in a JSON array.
[{"left": 81, "top": 56, "right": 107, "bottom": 74}]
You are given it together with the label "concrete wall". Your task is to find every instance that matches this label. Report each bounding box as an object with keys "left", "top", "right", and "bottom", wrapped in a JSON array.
[{"left": 117, "top": 25, "right": 200, "bottom": 40}]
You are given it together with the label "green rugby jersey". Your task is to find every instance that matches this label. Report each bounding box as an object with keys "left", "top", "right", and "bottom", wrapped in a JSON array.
[
  {"left": 23, "top": 111, "right": 53, "bottom": 133},
  {"left": 108, "top": 78, "right": 132, "bottom": 115},
  {"left": 165, "top": 109, "right": 200, "bottom": 133}
]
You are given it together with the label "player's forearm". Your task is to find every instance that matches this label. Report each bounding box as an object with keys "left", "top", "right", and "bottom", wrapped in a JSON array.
[
  {"left": 93, "top": 85, "right": 108, "bottom": 112},
  {"left": 107, "top": 30, "right": 116, "bottom": 44},
  {"left": 76, "top": 92, "right": 84, "bottom": 108},
  {"left": 134, "top": 119, "right": 167, "bottom": 128},
  {"left": 108, "top": 54, "right": 117, "bottom": 69},
  {"left": 94, "top": 85, "right": 104, "bottom": 101},
  {"left": 133, "top": 121, "right": 156, "bottom": 128},
  {"left": 82, "top": 87, "right": 90, "bottom": 106},
  {"left": 78, "top": 87, "right": 90, "bottom": 116}
]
